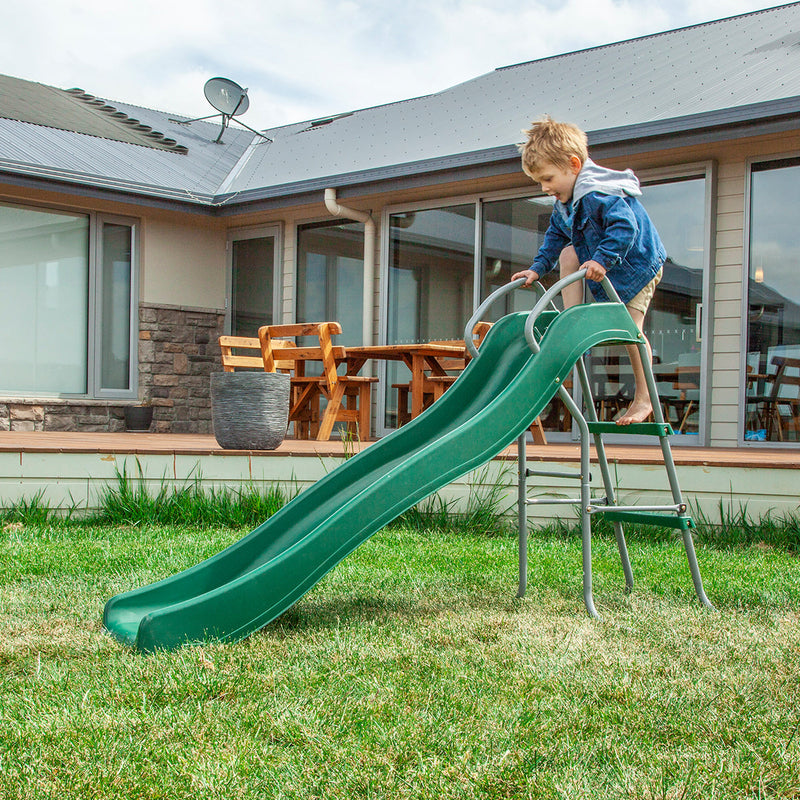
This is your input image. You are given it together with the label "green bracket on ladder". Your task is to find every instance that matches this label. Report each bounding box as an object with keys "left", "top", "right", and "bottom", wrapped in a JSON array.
[
  {"left": 597, "top": 510, "right": 695, "bottom": 530},
  {"left": 587, "top": 421, "right": 674, "bottom": 437}
]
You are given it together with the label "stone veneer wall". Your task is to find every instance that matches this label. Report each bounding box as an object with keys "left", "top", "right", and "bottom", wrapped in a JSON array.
[
  {"left": 0, "top": 303, "right": 225, "bottom": 434},
  {"left": 138, "top": 303, "right": 225, "bottom": 433}
]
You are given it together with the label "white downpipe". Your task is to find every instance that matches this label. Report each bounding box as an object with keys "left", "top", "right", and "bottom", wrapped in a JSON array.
[{"left": 324, "top": 188, "right": 375, "bottom": 349}]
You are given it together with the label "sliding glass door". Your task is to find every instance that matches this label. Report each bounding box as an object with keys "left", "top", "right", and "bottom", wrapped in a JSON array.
[
  {"left": 385, "top": 204, "right": 475, "bottom": 427},
  {"left": 381, "top": 171, "right": 710, "bottom": 438}
]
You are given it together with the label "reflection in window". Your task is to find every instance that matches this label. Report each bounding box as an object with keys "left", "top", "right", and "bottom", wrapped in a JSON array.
[
  {"left": 100, "top": 223, "right": 133, "bottom": 390},
  {"left": 297, "top": 220, "right": 364, "bottom": 347},
  {"left": 386, "top": 205, "right": 475, "bottom": 427},
  {"left": 746, "top": 159, "right": 800, "bottom": 442},
  {"left": 480, "top": 196, "right": 557, "bottom": 320},
  {"left": 641, "top": 179, "right": 705, "bottom": 364},
  {"left": 0, "top": 204, "right": 90, "bottom": 394},
  {"left": 232, "top": 236, "right": 275, "bottom": 338},
  {"left": 388, "top": 206, "right": 475, "bottom": 343}
]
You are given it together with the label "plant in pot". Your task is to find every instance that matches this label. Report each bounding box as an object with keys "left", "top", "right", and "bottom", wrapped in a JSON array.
[{"left": 124, "top": 396, "right": 154, "bottom": 432}]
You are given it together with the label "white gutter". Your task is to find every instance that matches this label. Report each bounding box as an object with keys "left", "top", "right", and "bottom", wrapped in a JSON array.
[{"left": 324, "top": 188, "right": 375, "bottom": 348}]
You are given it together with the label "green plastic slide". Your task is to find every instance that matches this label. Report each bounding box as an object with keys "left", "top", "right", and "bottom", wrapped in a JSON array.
[{"left": 103, "top": 304, "right": 641, "bottom": 651}]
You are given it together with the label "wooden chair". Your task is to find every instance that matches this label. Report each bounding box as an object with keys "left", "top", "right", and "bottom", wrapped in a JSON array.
[
  {"left": 756, "top": 355, "right": 800, "bottom": 441},
  {"left": 259, "top": 322, "right": 377, "bottom": 441},
  {"left": 219, "top": 335, "right": 294, "bottom": 373}
]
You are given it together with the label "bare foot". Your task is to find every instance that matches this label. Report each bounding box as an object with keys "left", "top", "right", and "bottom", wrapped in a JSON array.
[{"left": 616, "top": 398, "right": 653, "bottom": 425}]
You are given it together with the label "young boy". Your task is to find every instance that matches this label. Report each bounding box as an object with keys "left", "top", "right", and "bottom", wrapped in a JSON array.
[{"left": 511, "top": 116, "right": 665, "bottom": 425}]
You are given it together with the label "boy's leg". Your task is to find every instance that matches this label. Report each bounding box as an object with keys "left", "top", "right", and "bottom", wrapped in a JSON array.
[
  {"left": 558, "top": 246, "right": 583, "bottom": 308},
  {"left": 617, "top": 269, "right": 662, "bottom": 425},
  {"left": 618, "top": 306, "right": 654, "bottom": 425}
]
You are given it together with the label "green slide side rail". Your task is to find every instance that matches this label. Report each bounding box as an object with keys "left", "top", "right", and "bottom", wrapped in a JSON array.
[{"left": 103, "top": 303, "right": 641, "bottom": 652}]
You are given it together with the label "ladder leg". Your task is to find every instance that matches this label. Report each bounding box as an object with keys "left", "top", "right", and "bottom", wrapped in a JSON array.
[
  {"left": 557, "top": 379, "right": 599, "bottom": 618},
  {"left": 580, "top": 431, "right": 598, "bottom": 619},
  {"left": 638, "top": 339, "right": 714, "bottom": 610},
  {"left": 517, "top": 432, "right": 528, "bottom": 598},
  {"left": 576, "top": 356, "right": 635, "bottom": 593},
  {"left": 681, "top": 529, "right": 714, "bottom": 610}
]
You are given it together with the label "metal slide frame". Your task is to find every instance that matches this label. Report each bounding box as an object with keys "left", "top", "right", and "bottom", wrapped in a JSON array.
[{"left": 467, "top": 273, "right": 714, "bottom": 617}]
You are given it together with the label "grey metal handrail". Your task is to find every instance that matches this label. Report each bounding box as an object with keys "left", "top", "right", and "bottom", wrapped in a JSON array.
[
  {"left": 463, "top": 277, "right": 543, "bottom": 359},
  {"left": 523, "top": 269, "right": 623, "bottom": 354}
]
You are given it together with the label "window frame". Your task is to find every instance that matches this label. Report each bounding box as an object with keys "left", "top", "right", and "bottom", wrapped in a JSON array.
[
  {"left": 741, "top": 151, "right": 800, "bottom": 447},
  {"left": 378, "top": 162, "right": 715, "bottom": 439},
  {"left": 0, "top": 199, "right": 140, "bottom": 401},
  {"left": 90, "top": 212, "right": 140, "bottom": 401}
]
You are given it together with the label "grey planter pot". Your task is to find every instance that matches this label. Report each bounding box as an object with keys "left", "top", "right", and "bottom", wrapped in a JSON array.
[{"left": 211, "top": 371, "right": 290, "bottom": 450}]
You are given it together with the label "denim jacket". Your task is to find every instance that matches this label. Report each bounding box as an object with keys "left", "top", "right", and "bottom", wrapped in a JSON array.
[{"left": 531, "top": 166, "right": 666, "bottom": 304}]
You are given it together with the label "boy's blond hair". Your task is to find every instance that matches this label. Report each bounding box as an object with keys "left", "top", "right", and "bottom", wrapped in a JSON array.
[{"left": 519, "top": 116, "right": 588, "bottom": 179}]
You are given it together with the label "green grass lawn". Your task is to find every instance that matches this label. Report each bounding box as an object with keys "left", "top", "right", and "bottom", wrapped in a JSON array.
[{"left": 1, "top": 519, "right": 800, "bottom": 799}]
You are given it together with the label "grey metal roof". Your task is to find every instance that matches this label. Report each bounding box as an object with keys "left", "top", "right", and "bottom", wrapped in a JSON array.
[
  {"left": 224, "top": 2, "right": 800, "bottom": 200},
  {"left": 0, "top": 76, "right": 255, "bottom": 206},
  {"left": 1, "top": 3, "right": 800, "bottom": 209}
]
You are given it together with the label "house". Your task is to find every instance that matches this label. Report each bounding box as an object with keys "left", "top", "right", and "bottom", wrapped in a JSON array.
[{"left": 1, "top": 2, "right": 799, "bottom": 448}]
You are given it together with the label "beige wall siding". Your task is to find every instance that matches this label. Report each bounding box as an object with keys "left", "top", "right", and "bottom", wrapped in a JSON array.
[
  {"left": 141, "top": 215, "right": 226, "bottom": 309},
  {"left": 709, "top": 158, "right": 745, "bottom": 445}
]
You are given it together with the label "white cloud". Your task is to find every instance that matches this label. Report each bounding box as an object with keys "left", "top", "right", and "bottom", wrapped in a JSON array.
[{"left": 0, "top": 0, "right": 786, "bottom": 129}]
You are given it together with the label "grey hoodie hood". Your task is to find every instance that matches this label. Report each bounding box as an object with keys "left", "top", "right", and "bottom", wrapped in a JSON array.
[{"left": 555, "top": 158, "right": 642, "bottom": 220}]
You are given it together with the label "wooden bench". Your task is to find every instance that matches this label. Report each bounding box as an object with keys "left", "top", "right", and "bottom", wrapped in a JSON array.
[{"left": 259, "top": 322, "right": 377, "bottom": 441}]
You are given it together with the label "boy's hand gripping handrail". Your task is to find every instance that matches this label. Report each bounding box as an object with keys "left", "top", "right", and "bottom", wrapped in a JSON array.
[
  {"left": 464, "top": 278, "right": 543, "bottom": 359},
  {"left": 523, "top": 270, "right": 622, "bottom": 354}
]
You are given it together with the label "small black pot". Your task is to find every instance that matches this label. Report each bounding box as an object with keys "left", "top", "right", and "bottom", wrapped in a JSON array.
[{"left": 124, "top": 405, "right": 154, "bottom": 432}]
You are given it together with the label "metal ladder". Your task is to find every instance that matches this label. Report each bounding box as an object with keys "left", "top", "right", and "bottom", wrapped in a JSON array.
[{"left": 468, "top": 272, "right": 714, "bottom": 617}]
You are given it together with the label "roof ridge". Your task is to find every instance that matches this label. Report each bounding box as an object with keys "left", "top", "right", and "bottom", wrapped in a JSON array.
[{"left": 496, "top": 2, "right": 800, "bottom": 72}]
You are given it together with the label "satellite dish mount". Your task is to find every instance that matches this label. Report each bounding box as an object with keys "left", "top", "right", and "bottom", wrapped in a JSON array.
[{"left": 170, "top": 77, "right": 270, "bottom": 144}]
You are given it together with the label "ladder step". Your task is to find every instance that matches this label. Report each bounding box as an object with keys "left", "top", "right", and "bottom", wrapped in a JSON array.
[
  {"left": 598, "top": 510, "right": 694, "bottom": 530},
  {"left": 586, "top": 421, "right": 674, "bottom": 437}
]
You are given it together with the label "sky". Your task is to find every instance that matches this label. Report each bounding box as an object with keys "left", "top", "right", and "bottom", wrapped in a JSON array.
[{"left": 0, "top": 0, "right": 793, "bottom": 131}]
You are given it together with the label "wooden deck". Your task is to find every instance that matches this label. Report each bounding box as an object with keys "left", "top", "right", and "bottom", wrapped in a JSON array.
[
  {"left": 1, "top": 430, "right": 798, "bottom": 468},
  {"left": 1, "top": 431, "right": 798, "bottom": 522}
]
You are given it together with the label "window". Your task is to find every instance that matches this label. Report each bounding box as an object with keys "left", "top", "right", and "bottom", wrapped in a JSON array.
[
  {"left": 229, "top": 228, "right": 280, "bottom": 338},
  {"left": 385, "top": 204, "right": 475, "bottom": 426},
  {"left": 0, "top": 202, "right": 138, "bottom": 398},
  {"left": 381, "top": 172, "right": 710, "bottom": 436},
  {"left": 480, "top": 196, "right": 558, "bottom": 321},
  {"left": 297, "top": 220, "right": 364, "bottom": 347},
  {"left": 745, "top": 158, "right": 800, "bottom": 443},
  {"left": 388, "top": 206, "right": 475, "bottom": 345},
  {"left": 479, "top": 177, "right": 709, "bottom": 439}
]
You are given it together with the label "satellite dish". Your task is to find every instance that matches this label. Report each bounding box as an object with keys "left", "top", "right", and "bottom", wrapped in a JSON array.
[
  {"left": 204, "top": 77, "right": 250, "bottom": 117},
  {"left": 169, "top": 76, "right": 270, "bottom": 145}
]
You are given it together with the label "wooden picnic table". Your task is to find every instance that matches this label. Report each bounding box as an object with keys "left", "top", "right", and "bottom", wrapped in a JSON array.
[{"left": 344, "top": 342, "right": 468, "bottom": 420}]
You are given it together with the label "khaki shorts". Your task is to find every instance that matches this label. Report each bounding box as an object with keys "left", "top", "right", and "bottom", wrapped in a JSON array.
[{"left": 626, "top": 267, "right": 663, "bottom": 315}]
